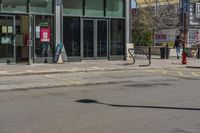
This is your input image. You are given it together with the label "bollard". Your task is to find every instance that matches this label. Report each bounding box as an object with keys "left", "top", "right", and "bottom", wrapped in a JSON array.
[
  {"left": 149, "top": 46, "right": 151, "bottom": 60},
  {"left": 7, "top": 59, "right": 11, "bottom": 65},
  {"left": 198, "top": 44, "right": 200, "bottom": 59},
  {"left": 166, "top": 44, "right": 169, "bottom": 59},
  {"left": 44, "top": 58, "right": 48, "bottom": 63}
]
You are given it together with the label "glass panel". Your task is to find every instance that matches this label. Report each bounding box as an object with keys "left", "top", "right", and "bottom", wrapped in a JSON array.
[
  {"left": 136, "top": 0, "right": 179, "bottom": 5},
  {"left": 97, "top": 21, "right": 107, "bottom": 57},
  {"left": 0, "top": 16, "right": 14, "bottom": 58},
  {"left": 15, "top": 16, "right": 29, "bottom": 62},
  {"left": 63, "top": 17, "right": 80, "bottom": 57},
  {"left": 34, "top": 15, "right": 54, "bottom": 58},
  {"left": 107, "top": 0, "right": 124, "bottom": 17},
  {"left": 83, "top": 20, "right": 94, "bottom": 57},
  {"left": 30, "top": 0, "right": 53, "bottom": 13},
  {"left": 1, "top": 0, "right": 27, "bottom": 13},
  {"left": 63, "top": 0, "right": 82, "bottom": 16},
  {"left": 110, "top": 19, "right": 124, "bottom": 55},
  {"left": 85, "top": 0, "right": 104, "bottom": 16}
]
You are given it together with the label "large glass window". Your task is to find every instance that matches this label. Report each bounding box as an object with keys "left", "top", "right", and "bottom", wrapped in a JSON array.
[
  {"left": 110, "top": 19, "right": 124, "bottom": 56},
  {"left": 63, "top": 17, "right": 80, "bottom": 57},
  {"left": 1, "top": 0, "right": 27, "bottom": 13},
  {"left": 107, "top": 0, "right": 124, "bottom": 17},
  {"left": 34, "top": 15, "right": 54, "bottom": 58},
  {"left": 85, "top": 0, "right": 104, "bottom": 16},
  {"left": 83, "top": 20, "right": 94, "bottom": 57},
  {"left": 0, "top": 16, "right": 14, "bottom": 59},
  {"left": 30, "top": 0, "right": 53, "bottom": 14},
  {"left": 63, "top": 0, "right": 82, "bottom": 16}
]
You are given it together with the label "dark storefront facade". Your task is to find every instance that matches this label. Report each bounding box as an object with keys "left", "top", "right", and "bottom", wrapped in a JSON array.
[
  {"left": 0, "top": 0, "right": 130, "bottom": 64},
  {"left": 0, "top": 0, "right": 54, "bottom": 64},
  {"left": 62, "top": 0, "right": 126, "bottom": 61}
]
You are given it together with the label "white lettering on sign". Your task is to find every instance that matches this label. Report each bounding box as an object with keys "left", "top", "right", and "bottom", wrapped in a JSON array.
[
  {"left": 196, "top": 3, "right": 200, "bottom": 18},
  {"left": 40, "top": 28, "right": 50, "bottom": 42},
  {"left": 195, "top": 31, "right": 200, "bottom": 44},
  {"left": 43, "top": 32, "right": 48, "bottom": 39}
]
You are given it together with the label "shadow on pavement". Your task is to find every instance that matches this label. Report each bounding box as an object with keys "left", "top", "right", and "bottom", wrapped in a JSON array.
[{"left": 76, "top": 99, "right": 200, "bottom": 111}]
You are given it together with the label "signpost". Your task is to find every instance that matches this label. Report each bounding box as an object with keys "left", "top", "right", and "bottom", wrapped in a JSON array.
[
  {"left": 181, "top": 0, "right": 189, "bottom": 64},
  {"left": 53, "top": 43, "right": 63, "bottom": 63},
  {"left": 196, "top": 3, "right": 200, "bottom": 18}
]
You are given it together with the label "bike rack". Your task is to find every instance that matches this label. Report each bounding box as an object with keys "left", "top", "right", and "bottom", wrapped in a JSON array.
[{"left": 125, "top": 48, "right": 151, "bottom": 67}]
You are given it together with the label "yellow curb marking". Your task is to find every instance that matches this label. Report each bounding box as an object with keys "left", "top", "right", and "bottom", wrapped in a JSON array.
[
  {"left": 26, "top": 70, "right": 34, "bottom": 72},
  {"left": 44, "top": 74, "right": 82, "bottom": 85},
  {"left": 44, "top": 75, "right": 52, "bottom": 77},
  {"left": 191, "top": 72, "right": 200, "bottom": 77},
  {"left": 145, "top": 70, "right": 158, "bottom": 72},
  {"left": 162, "top": 71, "right": 167, "bottom": 75},
  {"left": 0, "top": 71, "right": 8, "bottom": 74},
  {"left": 50, "top": 69, "right": 57, "bottom": 71},
  {"left": 177, "top": 71, "right": 184, "bottom": 76},
  {"left": 72, "top": 68, "right": 80, "bottom": 70}
]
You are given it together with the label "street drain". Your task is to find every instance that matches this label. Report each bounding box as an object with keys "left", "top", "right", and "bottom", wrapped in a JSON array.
[
  {"left": 125, "top": 83, "right": 170, "bottom": 87},
  {"left": 76, "top": 99, "right": 98, "bottom": 103}
]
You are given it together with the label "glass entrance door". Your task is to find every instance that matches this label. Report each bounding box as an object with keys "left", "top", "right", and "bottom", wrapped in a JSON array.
[
  {"left": 83, "top": 19, "right": 108, "bottom": 59},
  {"left": 0, "top": 15, "right": 16, "bottom": 63},
  {"left": 83, "top": 20, "right": 94, "bottom": 58},
  {"left": 97, "top": 20, "right": 108, "bottom": 58}
]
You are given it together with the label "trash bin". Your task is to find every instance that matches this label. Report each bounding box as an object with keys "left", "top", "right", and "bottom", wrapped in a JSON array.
[
  {"left": 160, "top": 47, "right": 166, "bottom": 59},
  {"left": 7, "top": 59, "right": 11, "bottom": 65},
  {"left": 160, "top": 47, "right": 170, "bottom": 59},
  {"left": 166, "top": 47, "right": 170, "bottom": 59}
]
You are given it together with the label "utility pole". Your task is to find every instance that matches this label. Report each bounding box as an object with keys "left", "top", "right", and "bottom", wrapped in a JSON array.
[
  {"left": 182, "top": 0, "right": 189, "bottom": 46},
  {"left": 181, "top": 0, "right": 189, "bottom": 64}
]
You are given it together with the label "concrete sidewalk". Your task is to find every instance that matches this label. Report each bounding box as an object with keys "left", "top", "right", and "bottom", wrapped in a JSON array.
[
  {"left": 0, "top": 59, "right": 200, "bottom": 77},
  {"left": 0, "top": 58, "right": 200, "bottom": 91}
]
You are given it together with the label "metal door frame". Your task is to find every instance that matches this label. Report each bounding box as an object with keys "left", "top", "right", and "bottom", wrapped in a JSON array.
[
  {"left": 0, "top": 15, "right": 16, "bottom": 63},
  {"left": 81, "top": 18, "right": 108, "bottom": 60},
  {"left": 28, "top": 14, "right": 34, "bottom": 65},
  {"left": 96, "top": 19, "right": 108, "bottom": 59}
]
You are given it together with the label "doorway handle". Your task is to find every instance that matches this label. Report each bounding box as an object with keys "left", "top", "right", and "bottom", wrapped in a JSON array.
[{"left": 27, "top": 40, "right": 32, "bottom": 46}]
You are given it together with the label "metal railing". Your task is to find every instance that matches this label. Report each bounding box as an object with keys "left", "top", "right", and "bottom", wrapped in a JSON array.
[{"left": 125, "top": 48, "right": 151, "bottom": 67}]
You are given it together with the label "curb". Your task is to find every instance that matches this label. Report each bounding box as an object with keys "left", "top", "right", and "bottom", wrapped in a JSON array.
[
  {"left": 0, "top": 66, "right": 187, "bottom": 77},
  {"left": 0, "top": 80, "right": 125, "bottom": 92},
  {"left": 186, "top": 66, "right": 200, "bottom": 69}
]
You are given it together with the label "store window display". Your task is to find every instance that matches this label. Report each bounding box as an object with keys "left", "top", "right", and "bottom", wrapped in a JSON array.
[{"left": 34, "top": 15, "right": 53, "bottom": 58}]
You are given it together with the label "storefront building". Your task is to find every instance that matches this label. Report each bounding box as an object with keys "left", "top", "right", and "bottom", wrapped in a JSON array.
[
  {"left": 0, "top": 0, "right": 131, "bottom": 64},
  {"left": 188, "top": 2, "right": 200, "bottom": 47}
]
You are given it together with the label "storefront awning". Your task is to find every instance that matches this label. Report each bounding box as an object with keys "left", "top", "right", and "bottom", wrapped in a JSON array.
[
  {"left": 30, "top": 0, "right": 49, "bottom": 7},
  {"left": 1, "top": 0, "right": 49, "bottom": 7},
  {"left": 136, "top": 0, "right": 179, "bottom": 6}
]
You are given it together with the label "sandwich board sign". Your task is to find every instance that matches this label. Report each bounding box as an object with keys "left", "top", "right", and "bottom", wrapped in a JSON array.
[{"left": 53, "top": 43, "right": 63, "bottom": 63}]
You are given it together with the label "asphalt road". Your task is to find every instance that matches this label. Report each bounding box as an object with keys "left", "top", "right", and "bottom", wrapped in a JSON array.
[{"left": 0, "top": 68, "right": 200, "bottom": 133}]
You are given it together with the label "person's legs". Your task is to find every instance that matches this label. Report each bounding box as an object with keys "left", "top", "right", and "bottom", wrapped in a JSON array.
[{"left": 176, "top": 47, "right": 181, "bottom": 59}]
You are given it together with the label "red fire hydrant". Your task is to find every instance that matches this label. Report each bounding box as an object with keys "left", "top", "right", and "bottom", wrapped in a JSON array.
[{"left": 182, "top": 50, "right": 187, "bottom": 64}]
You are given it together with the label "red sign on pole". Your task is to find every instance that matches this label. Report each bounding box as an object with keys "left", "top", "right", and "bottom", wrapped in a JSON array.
[{"left": 40, "top": 28, "right": 50, "bottom": 42}]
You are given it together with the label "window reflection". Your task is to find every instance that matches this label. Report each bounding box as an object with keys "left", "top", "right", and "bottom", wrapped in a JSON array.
[
  {"left": 63, "top": 17, "right": 80, "bottom": 57},
  {"left": 30, "top": 0, "right": 53, "bottom": 13},
  {"left": 107, "top": 0, "right": 124, "bottom": 17},
  {"left": 1, "top": 0, "right": 27, "bottom": 12},
  {"left": 85, "top": 0, "right": 104, "bottom": 16},
  {"left": 111, "top": 19, "right": 124, "bottom": 55},
  {"left": 63, "top": 0, "right": 82, "bottom": 15}
]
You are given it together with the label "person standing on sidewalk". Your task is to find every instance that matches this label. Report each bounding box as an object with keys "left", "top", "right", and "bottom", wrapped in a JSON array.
[{"left": 174, "top": 35, "right": 184, "bottom": 59}]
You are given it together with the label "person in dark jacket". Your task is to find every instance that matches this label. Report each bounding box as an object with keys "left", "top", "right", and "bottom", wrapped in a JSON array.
[{"left": 174, "top": 35, "right": 184, "bottom": 59}]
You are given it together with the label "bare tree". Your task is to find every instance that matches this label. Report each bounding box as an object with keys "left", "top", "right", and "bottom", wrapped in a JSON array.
[{"left": 132, "top": 0, "right": 180, "bottom": 45}]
